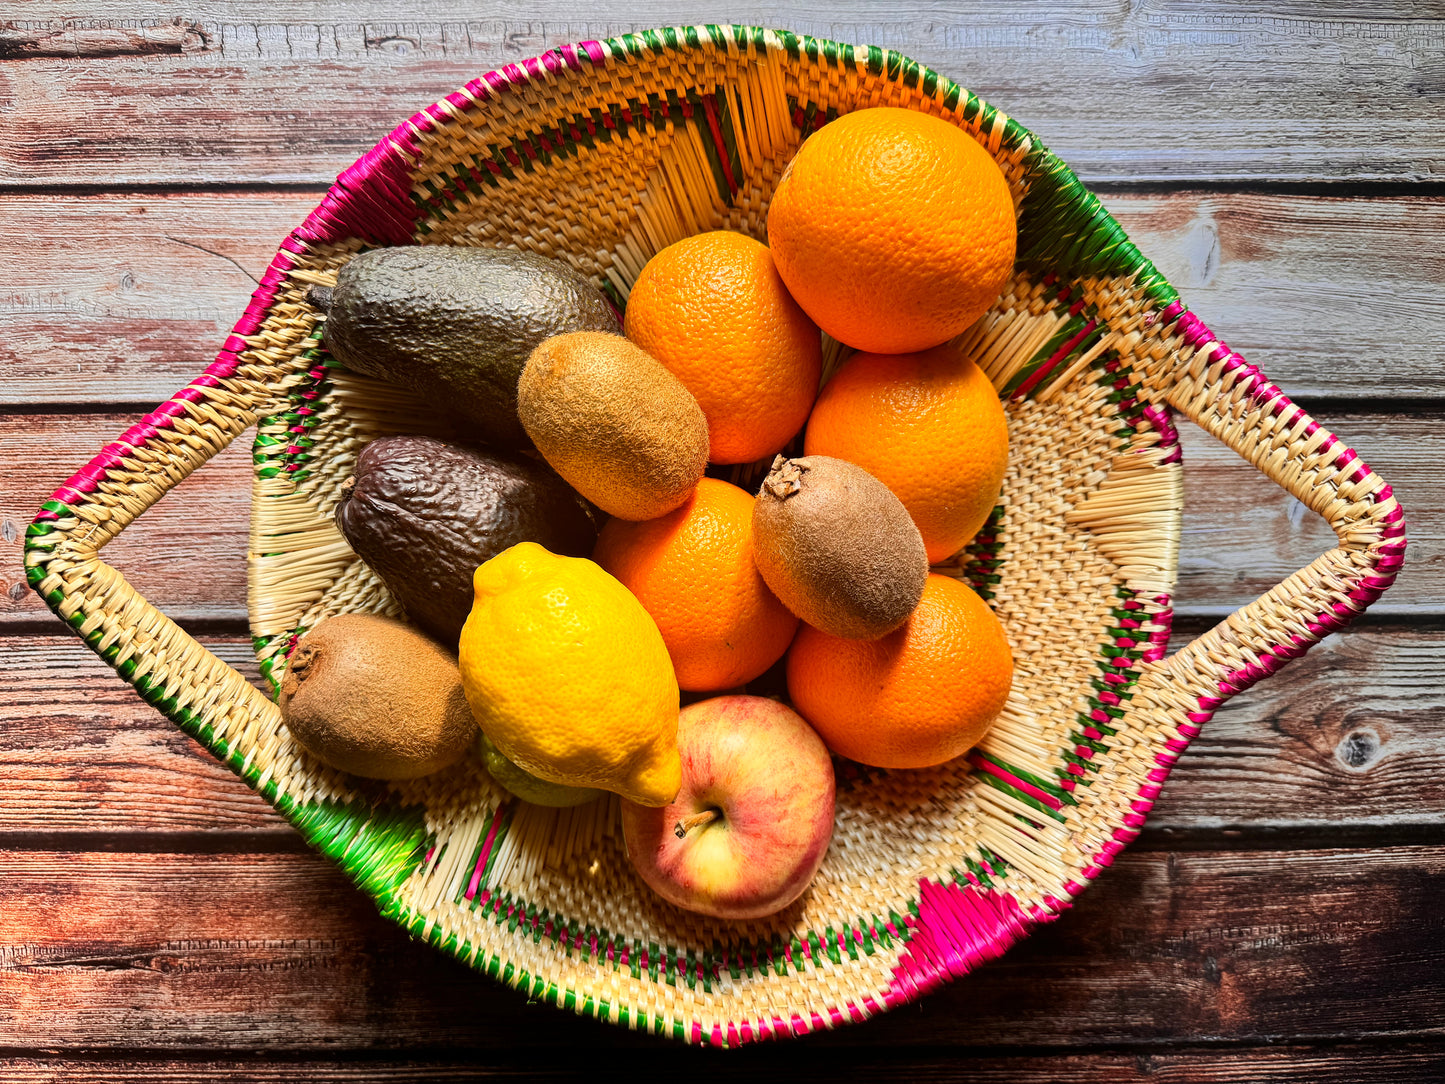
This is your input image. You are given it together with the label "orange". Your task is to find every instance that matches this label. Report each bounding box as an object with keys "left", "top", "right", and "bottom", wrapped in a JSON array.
[
  {"left": 804, "top": 345, "right": 1008, "bottom": 563},
  {"left": 623, "top": 231, "right": 822, "bottom": 464},
  {"left": 766, "top": 107, "right": 1016, "bottom": 354},
  {"left": 593, "top": 478, "right": 799, "bottom": 692},
  {"left": 787, "top": 574, "right": 1012, "bottom": 769}
]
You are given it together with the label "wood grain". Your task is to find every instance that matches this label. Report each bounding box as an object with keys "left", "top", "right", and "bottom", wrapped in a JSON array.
[
  {"left": 2, "top": 2, "right": 1442, "bottom": 186},
  {"left": 0, "top": 19, "right": 210, "bottom": 59},
  {"left": 2, "top": 624, "right": 1439, "bottom": 842},
  {"left": 4, "top": 192, "right": 1442, "bottom": 408},
  {"left": 1148, "top": 622, "right": 1445, "bottom": 833},
  {"left": 0, "top": 193, "right": 315, "bottom": 407},
  {"left": 0, "top": 637, "right": 285, "bottom": 838},
  {"left": 4, "top": 410, "right": 1437, "bottom": 628},
  {"left": 2, "top": 1047, "right": 1443, "bottom": 1082},
  {"left": 0, "top": 413, "right": 252, "bottom": 628},
  {"left": 1, "top": 845, "right": 1441, "bottom": 1049},
  {"left": 1, "top": 1, "right": 1439, "bottom": 1067}
]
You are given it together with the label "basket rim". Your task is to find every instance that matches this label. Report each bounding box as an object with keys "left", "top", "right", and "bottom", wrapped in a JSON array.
[{"left": 26, "top": 24, "right": 1406, "bottom": 1047}]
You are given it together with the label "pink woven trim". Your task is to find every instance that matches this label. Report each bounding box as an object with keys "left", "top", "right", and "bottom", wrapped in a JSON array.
[
  {"left": 1012, "top": 318, "right": 1099, "bottom": 400},
  {"left": 1140, "top": 401, "right": 1182, "bottom": 466},
  {"left": 1141, "top": 592, "right": 1175, "bottom": 664},
  {"left": 968, "top": 754, "right": 1063, "bottom": 811},
  {"left": 883, "top": 880, "right": 1049, "bottom": 1005},
  {"left": 464, "top": 801, "right": 513, "bottom": 902},
  {"left": 1051, "top": 302, "right": 1405, "bottom": 922},
  {"left": 293, "top": 115, "right": 430, "bottom": 247}
]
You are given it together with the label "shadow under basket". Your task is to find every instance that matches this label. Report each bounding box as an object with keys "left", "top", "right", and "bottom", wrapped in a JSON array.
[{"left": 26, "top": 27, "right": 1405, "bottom": 1046}]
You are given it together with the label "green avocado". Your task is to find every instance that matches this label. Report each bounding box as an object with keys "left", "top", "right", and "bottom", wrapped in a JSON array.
[
  {"left": 335, "top": 435, "right": 598, "bottom": 649},
  {"left": 314, "top": 246, "right": 619, "bottom": 447}
]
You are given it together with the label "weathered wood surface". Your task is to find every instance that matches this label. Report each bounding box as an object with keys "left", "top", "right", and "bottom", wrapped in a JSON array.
[
  {"left": 0, "top": 637, "right": 284, "bottom": 839},
  {"left": 3, "top": 2, "right": 1443, "bottom": 186},
  {"left": 4, "top": 191, "right": 1442, "bottom": 408},
  {"left": 0, "top": 193, "right": 315, "bottom": 407},
  {"left": 5, "top": 410, "right": 1438, "bottom": 630},
  {"left": 1, "top": 845, "right": 1441, "bottom": 1049},
  {"left": 4, "top": 1050, "right": 1443, "bottom": 1083},
  {"left": 2, "top": 625, "right": 1439, "bottom": 842},
  {"left": 2, "top": 1, "right": 1439, "bottom": 1074},
  {"left": 0, "top": 413, "right": 253, "bottom": 628}
]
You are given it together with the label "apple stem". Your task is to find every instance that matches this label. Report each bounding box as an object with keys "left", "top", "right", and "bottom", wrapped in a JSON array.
[{"left": 674, "top": 809, "right": 721, "bottom": 838}]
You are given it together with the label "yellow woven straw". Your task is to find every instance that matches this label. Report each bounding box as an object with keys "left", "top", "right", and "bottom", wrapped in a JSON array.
[{"left": 25, "top": 27, "right": 1403, "bottom": 1045}]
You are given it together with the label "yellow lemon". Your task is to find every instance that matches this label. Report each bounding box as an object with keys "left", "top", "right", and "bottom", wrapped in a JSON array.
[{"left": 458, "top": 542, "right": 682, "bottom": 806}]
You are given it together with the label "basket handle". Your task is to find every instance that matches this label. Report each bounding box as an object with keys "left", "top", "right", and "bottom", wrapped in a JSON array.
[
  {"left": 1133, "top": 310, "right": 1405, "bottom": 732},
  {"left": 26, "top": 297, "right": 1406, "bottom": 783},
  {"left": 25, "top": 336, "right": 291, "bottom": 755}
]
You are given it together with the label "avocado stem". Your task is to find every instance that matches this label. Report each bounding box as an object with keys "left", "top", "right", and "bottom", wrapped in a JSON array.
[
  {"left": 306, "top": 284, "right": 334, "bottom": 313},
  {"left": 674, "top": 808, "right": 721, "bottom": 838}
]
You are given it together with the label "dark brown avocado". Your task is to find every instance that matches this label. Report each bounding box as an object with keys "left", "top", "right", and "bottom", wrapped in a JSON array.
[
  {"left": 314, "top": 245, "right": 619, "bottom": 447},
  {"left": 335, "top": 435, "right": 598, "bottom": 647}
]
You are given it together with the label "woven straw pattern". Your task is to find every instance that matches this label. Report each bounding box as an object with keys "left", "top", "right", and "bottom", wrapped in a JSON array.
[{"left": 25, "top": 27, "right": 1404, "bottom": 1045}]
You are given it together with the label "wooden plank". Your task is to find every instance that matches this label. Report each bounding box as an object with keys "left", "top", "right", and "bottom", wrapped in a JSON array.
[
  {"left": 1173, "top": 413, "right": 1439, "bottom": 614},
  {"left": 1098, "top": 192, "right": 1445, "bottom": 401},
  {"left": 1, "top": 2, "right": 1441, "bottom": 187},
  {"left": 0, "top": 413, "right": 251, "bottom": 628},
  {"left": 3, "top": 410, "right": 1436, "bottom": 628},
  {"left": 1, "top": 625, "right": 1438, "bottom": 841},
  {"left": 1147, "top": 622, "right": 1445, "bottom": 833},
  {"left": 2, "top": 1047, "right": 1443, "bottom": 1081},
  {"left": 1, "top": 845, "right": 1441, "bottom": 1048},
  {"left": 0, "top": 193, "right": 317, "bottom": 407},
  {"left": 0, "top": 637, "right": 287, "bottom": 838},
  {"left": 4, "top": 191, "right": 1442, "bottom": 408}
]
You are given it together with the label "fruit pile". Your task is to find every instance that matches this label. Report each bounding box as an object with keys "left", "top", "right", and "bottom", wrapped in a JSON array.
[{"left": 279, "top": 107, "right": 1018, "bottom": 921}]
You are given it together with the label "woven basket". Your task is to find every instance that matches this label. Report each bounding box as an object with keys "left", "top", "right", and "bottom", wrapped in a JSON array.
[{"left": 28, "top": 27, "right": 1404, "bottom": 1044}]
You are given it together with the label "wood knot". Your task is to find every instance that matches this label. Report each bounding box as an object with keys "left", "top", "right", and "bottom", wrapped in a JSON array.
[{"left": 1335, "top": 727, "right": 1382, "bottom": 771}]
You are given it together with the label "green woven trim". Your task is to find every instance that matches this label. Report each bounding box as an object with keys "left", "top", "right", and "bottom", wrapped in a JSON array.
[
  {"left": 958, "top": 504, "right": 1006, "bottom": 600},
  {"left": 25, "top": 502, "right": 431, "bottom": 904}
]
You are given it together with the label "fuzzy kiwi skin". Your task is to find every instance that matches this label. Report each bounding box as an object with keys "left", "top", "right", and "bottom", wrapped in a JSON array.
[
  {"left": 752, "top": 455, "right": 929, "bottom": 640},
  {"left": 279, "top": 613, "right": 477, "bottom": 781},
  {"left": 517, "top": 331, "right": 709, "bottom": 521}
]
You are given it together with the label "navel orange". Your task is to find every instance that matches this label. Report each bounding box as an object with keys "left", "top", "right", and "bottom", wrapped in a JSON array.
[
  {"left": 593, "top": 477, "right": 799, "bottom": 692},
  {"left": 804, "top": 344, "right": 1008, "bottom": 563},
  {"left": 786, "top": 573, "right": 1013, "bottom": 770},
  {"left": 766, "top": 107, "right": 1016, "bottom": 354},
  {"left": 623, "top": 231, "right": 822, "bottom": 464}
]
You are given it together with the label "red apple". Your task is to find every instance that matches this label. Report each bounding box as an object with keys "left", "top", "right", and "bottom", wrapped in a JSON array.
[{"left": 621, "top": 694, "right": 835, "bottom": 920}]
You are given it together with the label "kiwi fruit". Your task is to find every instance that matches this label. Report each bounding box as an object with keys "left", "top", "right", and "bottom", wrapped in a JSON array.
[
  {"left": 752, "top": 455, "right": 929, "bottom": 640},
  {"left": 279, "top": 613, "right": 477, "bottom": 780},
  {"left": 517, "top": 331, "right": 708, "bottom": 521}
]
